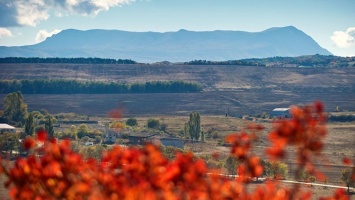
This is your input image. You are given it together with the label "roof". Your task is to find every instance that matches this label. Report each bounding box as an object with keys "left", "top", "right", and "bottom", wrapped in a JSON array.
[
  {"left": 128, "top": 133, "right": 159, "bottom": 139},
  {"left": 272, "top": 108, "right": 290, "bottom": 112},
  {"left": 0, "top": 124, "right": 16, "bottom": 129},
  {"left": 160, "top": 138, "right": 184, "bottom": 141}
]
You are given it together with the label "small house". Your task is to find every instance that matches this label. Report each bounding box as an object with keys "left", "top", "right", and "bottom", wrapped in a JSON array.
[
  {"left": 85, "top": 142, "right": 94, "bottom": 146},
  {"left": 270, "top": 108, "right": 291, "bottom": 118},
  {"left": 105, "top": 129, "right": 122, "bottom": 142},
  {"left": 128, "top": 133, "right": 158, "bottom": 145},
  {"left": 160, "top": 138, "right": 184, "bottom": 149},
  {"left": 0, "top": 124, "right": 16, "bottom": 133}
]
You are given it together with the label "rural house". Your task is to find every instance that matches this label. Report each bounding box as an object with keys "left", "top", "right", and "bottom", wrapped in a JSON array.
[
  {"left": 105, "top": 128, "right": 122, "bottom": 142},
  {"left": 128, "top": 133, "right": 159, "bottom": 145},
  {"left": 270, "top": 108, "right": 291, "bottom": 118},
  {"left": 160, "top": 138, "right": 184, "bottom": 149},
  {"left": 0, "top": 123, "right": 16, "bottom": 133}
]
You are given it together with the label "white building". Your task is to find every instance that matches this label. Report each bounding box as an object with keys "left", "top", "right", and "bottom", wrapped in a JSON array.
[
  {"left": 0, "top": 123, "right": 16, "bottom": 133},
  {"left": 105, "top": 129, "right": 122, "bottom": 142},
  {"left": 270, "top": 108, "right": 291, "bottom": 118}
]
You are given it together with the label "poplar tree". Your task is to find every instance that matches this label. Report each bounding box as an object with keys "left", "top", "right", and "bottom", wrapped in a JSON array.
[
  {"left": 184, "top": 123, "right": 190, "bottom": 139},
  {"left": 188, "top": 112, "right": 201, "bottom": 141},
  {"left": 45, "top": 117, "right": 54, "bottom": 138},
  {"left": 24, "top": 113, "right": 35, "bottom": 136}
]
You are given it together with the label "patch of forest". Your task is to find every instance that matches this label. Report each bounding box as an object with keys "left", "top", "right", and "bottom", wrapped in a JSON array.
[
  {"left": 0, "top": 57, "right": 136, "bottom": 64},
  {"left": 240, "top": 54, "right": 355, "bottom": 67},
  {"left": 183, "top": 55, "right": 355, "bottom": 67},
  {"left": 183, "top": 60, "right": 264, "bottom": 66},
  {"left": 0, "top": 80, "right": 202, "bottom": 94}
]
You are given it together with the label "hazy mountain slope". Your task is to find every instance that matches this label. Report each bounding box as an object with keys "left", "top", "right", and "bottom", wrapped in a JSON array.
[{"left": 0, "top": 26, "right": 331, "bottom": 62}]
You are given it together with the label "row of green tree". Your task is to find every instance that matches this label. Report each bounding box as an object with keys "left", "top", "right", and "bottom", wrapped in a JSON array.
[
  {"left": 183, "top": 59, "right": 264, "bottom": 66},
  {"left": 242, "top": 54, "right": 355, "bottom": 67},
  {"left": 328, "top": 114, "right": 355, "bottom": 122},
  {"left": 0, "top": 57, "right": 136, "bottom": 64},
  {"left": 0, "top": 80, "right": 202, "bottom": 94}
]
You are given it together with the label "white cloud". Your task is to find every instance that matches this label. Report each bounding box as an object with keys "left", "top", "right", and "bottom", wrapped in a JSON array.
[
  {"left": 15, "top": 0, "right": 50, "bottom": 26},
  {"left": 92, "top": 0, "right": 136, "bottom": 10},
  {"left": 0, "top": 28, "right": 13, "bottom": 38},
  {"left": 35, "top": 29, "right": 62, "bottom": 43},
  {"left": 0, "top": 0, "right": 135, "bottom": 27},
  {"left": 59, "top": 0, "right": 136, "bottom": 16},
  {"left": 331, "top": 27, "right": 355, "bottom": 48}
]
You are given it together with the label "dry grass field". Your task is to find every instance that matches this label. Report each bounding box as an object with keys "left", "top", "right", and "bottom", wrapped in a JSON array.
[
  {"left": 131, "top": 115, "right": 354, "bottom": 184},
  {"left": 0, "top": 88, "right": 354, "bottom": 118},
  {"left": 1, "top": 64, "right": 355, "bottom": 89}
]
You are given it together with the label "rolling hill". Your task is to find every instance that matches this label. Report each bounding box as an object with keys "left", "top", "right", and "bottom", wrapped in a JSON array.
[{"left": 0, "top": 26, "right": 331, "bottom": 63}]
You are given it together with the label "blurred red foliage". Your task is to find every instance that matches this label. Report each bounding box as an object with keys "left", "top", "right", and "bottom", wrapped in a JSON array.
[{"left": 0, "top": 102, "right": 353, "bottom": 199}]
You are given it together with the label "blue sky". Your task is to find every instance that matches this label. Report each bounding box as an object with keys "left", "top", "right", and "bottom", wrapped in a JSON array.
[{"left": 0, "top": 0, "right": 354, "bottom": 56}]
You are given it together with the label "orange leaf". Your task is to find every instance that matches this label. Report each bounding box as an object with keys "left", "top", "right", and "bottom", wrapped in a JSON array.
[
  {"left": 23, "top": 137, "right": 36, "bottom": 150},
  {"left": 37, "top": 129, "right": 47, "bottom": 142},
  {"left": 108, "top": 109, "right": 123, "bottom": 119},
  {"left": 343, "top": 157, "right": 351, "bottom": 165}
]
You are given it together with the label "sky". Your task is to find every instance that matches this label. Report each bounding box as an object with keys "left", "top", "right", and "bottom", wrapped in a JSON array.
[{"left": 0, "top": 0, "right": 354, "bottom": 57}]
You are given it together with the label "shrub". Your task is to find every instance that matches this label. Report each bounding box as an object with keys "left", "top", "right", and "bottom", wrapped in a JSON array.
[
  {"left": 298, "top": 169, "right": 311, "bottom": 182},
  {"left": 224, "top": 156, "right": 238, "bottom": 175},
  {"left": 160, "top": 123, "right": 168, "bottom": 132},
  {"left": 262, "top": 160, "right": 289, "bottom": 179},
  {"left": 211, "top": 131, "right": 221, "bottom": 139},
  {"left": 147, "top": 118, "right": 160, "bottom": 129},
  {"left": 126, "top": 118, "right": 138, "bottom": 126},
  {"left": 341, "top": 168, "right": 355, "bottom": 192},
  {"left": 309, "top": 176, "right": 316, "bottom": 183},
  {"left": 160, "top": 145, "right": 185, "bottom": 160}
]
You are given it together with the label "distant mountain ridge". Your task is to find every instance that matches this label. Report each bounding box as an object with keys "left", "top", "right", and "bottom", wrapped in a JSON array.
[{"left": 0, "top": 26, "right": 332, "bottom": 62}]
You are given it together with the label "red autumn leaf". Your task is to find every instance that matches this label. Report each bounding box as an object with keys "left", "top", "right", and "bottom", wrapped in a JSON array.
[
  {"left": 37, "top": 129, "right": 47, "bottom": 142},
  {"left": 314, "top": 101, "right": 324, "bottom": 113},
  {"left": 9, "top": 187, "right": 18, "bottom": 199},
  {"left": 248, "top": 156, "right": 259, "bottom": 167},
  {"left": 23, "top": 137, "right": 36, "bottom": 150},
  {"left": 256, "top": 124, "right": 264, "bottom": 131},
  {"left": 343, "top": 157, "right": 351, "bottom": 165},
  {"left": 212, "top": 152, "right": 220, "bottom": 159},
  {"left": 108, "top": 109, "right": 123, "bottom": 119},
  {"left": 225, "top": 134, "right": 238, "bottom": 143},
  {"left": 253, "top": 165, "right": 263, "bottom": 177}
]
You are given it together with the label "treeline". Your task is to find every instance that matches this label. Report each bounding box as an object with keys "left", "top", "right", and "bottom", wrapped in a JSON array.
[
  {"left": 0, "top": 80, "right": 202, "bottom": 94},
  {"left": 328, "top": 114, "right": 355, "bottom": 122},
  {"left": 242, "top": 55, "right": 355, "bottom": 68},
  {"left": 184, "top": 60, "right": 264, "bottom": 66},
  {"left": 0, "top": 57, "right": 137, "bottom": 64}
]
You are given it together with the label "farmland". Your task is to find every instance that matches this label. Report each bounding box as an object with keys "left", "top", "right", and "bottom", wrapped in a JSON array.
[
  {"left": 0, "top": 88, "right": 354, "bottom": 118},
  {"left": 0, "top": 63, "right": 354, "bottom": 116}
]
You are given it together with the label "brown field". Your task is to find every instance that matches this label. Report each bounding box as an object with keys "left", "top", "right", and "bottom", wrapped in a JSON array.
[
  {"left": 1, "top": 63, "right": 355, "bottom": 117},
  {"left": 1, "top": 64, "right": 355, "bottom": 90},
  {"left": 0, "top": 88, "right": 354, "bottom": 118}
]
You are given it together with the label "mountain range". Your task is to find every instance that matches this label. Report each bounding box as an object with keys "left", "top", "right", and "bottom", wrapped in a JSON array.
[{"left": 0, "top": 26, "right": 332, "bottom": 63}]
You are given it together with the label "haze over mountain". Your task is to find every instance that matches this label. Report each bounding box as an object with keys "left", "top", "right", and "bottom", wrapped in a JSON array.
[{"left": 0, "top": 26, "right": 331, "bottom": 63}]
